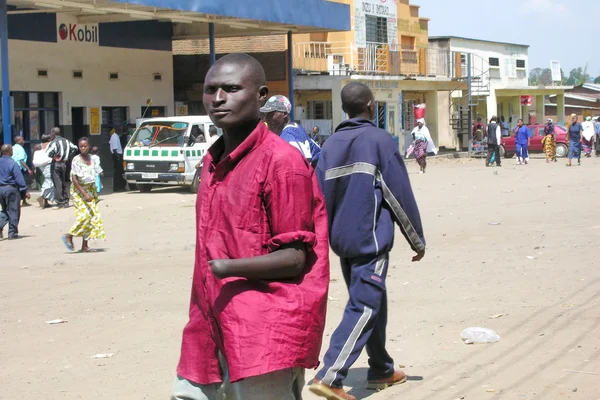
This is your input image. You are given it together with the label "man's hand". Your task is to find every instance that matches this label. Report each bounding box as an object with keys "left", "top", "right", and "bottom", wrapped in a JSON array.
[
  {"left": 24, "top": 193, "right": 31, "bottom": 200},
  {"left": 209, "top": 260, "right": 229, "bottom": 279},
  {"left": 412, "top": 249, "right": 425, "bottom": 262},
  {"left": 83, "top": 193, "right": 92, "bottom": 202},
  {"left": 27, "top": 169, "right": 34, "bottom": 176}
]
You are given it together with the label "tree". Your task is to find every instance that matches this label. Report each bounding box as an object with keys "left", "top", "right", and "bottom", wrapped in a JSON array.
[
  {"left": 565, "top": 65, "right": 590, "bottom": 86},
  {"left": 529, "top": 67, "right": 566, "bottom": 85}
]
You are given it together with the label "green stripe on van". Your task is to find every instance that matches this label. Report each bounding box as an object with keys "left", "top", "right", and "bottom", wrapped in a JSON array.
[
  {"left": 142, "top": 150, "right": 149, "bottom": 156},
  {"left": 126, "top": 150, "right": 132, "bottom": 157},
  {"left": 161, "top": 150, "right": 168, "bottom": 157},
  {"left": 152, "top": 150, "right": 159, "bottom": 156},
  {"left": 134, "top": 149, "right": 140, "bottom": 156},
  {"left": 185, "top": 150, "right": 191, "bottom": 157},
  {"left": 171, "top": 150, "right": 178, "bottom": 157}
]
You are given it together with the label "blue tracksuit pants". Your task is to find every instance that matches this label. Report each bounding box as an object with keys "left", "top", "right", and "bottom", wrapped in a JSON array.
[
  {"left": 315, "top": 253, "right": 395, "bottom": 388},
  {"left": 516, "top": 143, "right": 529, "bottom": 160}
]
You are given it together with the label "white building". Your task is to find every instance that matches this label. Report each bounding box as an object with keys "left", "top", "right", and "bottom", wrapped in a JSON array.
[
  {"left": 0, "top": 12, "right": 174, "bottom": 174},
  {"left": 429, "top": 36, "right": 570, "bottom": 148}
]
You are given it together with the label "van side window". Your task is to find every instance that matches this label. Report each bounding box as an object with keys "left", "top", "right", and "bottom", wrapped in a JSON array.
[{"left": 188, "top": 124, "right": 206, "bottom": 146}]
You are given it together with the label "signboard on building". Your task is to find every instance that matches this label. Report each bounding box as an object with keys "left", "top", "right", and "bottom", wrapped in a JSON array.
[
  {"left": 354, "top": 0, "right": 398, "bottom": 49},
  {"left": 520, "top": 95, "right": 532, "bottom": 106},
  {"left": 57, "top": 15, "right": 99, "bottom": 45},
  {"left": 550, "top": 61, "right": 562, "bottom": 83},
  {"left": 89, "top": 107, "right": 100, "bottom": 135},
  {"left": 176, "top": 105, "right": 189, "bottom": 116}
]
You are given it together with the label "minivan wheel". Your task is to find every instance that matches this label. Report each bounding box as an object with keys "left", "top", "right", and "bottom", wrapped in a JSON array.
[
  {"left": 556, "top": 143, "right": 568, "bottom": 158},
  {"left": 139, "top": 184, "right": 153, "bottom": 193}
]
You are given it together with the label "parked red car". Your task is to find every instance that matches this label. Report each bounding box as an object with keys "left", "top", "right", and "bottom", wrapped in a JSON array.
[{"left": 500, "top": 124, "right": 568, "bottom": 158}]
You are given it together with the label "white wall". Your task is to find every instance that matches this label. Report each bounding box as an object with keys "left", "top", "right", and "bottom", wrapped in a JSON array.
[
  {"left": 0, "top": 16, "right": 174, "bottom": 126},
  {"left": 449, "top": 38, "right": 529, "bottom": 89}
]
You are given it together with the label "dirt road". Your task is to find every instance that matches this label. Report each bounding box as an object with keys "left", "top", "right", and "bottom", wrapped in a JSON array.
[{"left": 1, "top": 156, "right": 599, "bottom": 400}]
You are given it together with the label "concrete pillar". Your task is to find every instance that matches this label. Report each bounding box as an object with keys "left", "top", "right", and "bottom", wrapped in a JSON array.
[
  {"left": 287, "top": 31, "right": 294, "bottom": 121},
  {"left": 485, "top": 88, "right": 497, "bottom": 121},
  {"left": 535, "top": 95, "right": 545, "bottom": 124},
  {"left": 331, "top": 78, "right": 344, "bottom": 128},
  {"left": 436, "top": 90, "right": 451, "bottom": 149},
  {"left": 425, "top": 90, "right": 439, "bottom": 145},
  {"left": 510, "top": 96, "right": 521, "bottom": 128},
  {"left": 556, "top": 93, "right": 565, "bottom": 126},
  {"left": 501, "top": 99, "right": 510, "bottom": 121}
]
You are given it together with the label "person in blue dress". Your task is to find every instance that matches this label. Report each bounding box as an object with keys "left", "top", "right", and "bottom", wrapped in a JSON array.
[
  {"left": 566, "top": 114, "right": 583, "bottom": 167},
  {"left": 514, "top": 119, "right": 530, "bottom": 165}
]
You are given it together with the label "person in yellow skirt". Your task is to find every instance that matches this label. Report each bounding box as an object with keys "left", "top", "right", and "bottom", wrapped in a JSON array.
[
  {"left": 542, "top": 118, "right": 557, "bottom": 163},
  {"left": 61, "top": 137, "right": 106, "bottom": 252}
]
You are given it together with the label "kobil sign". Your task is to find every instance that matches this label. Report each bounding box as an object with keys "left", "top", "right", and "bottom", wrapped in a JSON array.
[{"left": 58, "top": 23, "right": 98, "bottom": 43}]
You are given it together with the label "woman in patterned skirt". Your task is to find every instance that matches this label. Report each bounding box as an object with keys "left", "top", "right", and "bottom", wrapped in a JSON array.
[
  {"left": 542, "top": 118, "right": 557, "bottom": 163},
  {"left": 61, "top": 137, "right": 105, "bottom": 252}
]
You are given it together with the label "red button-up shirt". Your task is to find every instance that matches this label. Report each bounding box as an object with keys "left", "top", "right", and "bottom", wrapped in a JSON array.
[{"left": 176, "top": 121, "right": 330, "bottom": 384}]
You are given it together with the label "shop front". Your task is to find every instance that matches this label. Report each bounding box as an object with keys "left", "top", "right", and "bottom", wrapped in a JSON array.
[{"left": 0, "top": 12, "right": 174, "bottom": 176}]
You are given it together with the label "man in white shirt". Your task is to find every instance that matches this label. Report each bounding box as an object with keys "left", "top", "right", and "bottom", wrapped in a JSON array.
[
  {"left": 109, "top": 129, "right": 126, "bottom": 192},
  {"left": 207, "top": 125, "right": 220, "bottom": 147},
  {"left": 486, "top": 116, "right": 502, "bottom": 167}
]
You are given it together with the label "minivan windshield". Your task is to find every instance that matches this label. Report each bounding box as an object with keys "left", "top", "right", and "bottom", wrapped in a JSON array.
[{"left": 128, "top": 121, "right": 189, "bottom": 147}]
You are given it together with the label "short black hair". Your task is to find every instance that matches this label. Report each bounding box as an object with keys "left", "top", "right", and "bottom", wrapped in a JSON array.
[
  {"left": 78, "top": 137, "right": 89, "bottom": 144},
  {"left": 341, "top": 82, "right": 373, "bottom": 118},
  {"left": 212, "top": 53, "right": 266, "bottom": 87},
  {"left": 41, "top": 133, "right": 52, "bottom": 143}
]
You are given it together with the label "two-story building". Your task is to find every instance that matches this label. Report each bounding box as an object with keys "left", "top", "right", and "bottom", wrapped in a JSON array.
[
  {"left": 292, "top": 0, "right": 464, "bottom": 149},
  {"left": 429, "top": 36, "right": 571, "bottom": 149},
  {"left": 173, "top": 0, "right": 466, "bottom": 151}
]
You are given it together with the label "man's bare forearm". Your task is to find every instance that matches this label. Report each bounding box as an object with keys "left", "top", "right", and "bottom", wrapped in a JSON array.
[{"left": 210, "top": 243, "right": 306, "bottom": 280}]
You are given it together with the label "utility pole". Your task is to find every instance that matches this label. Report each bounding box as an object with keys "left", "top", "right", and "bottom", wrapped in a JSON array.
[{"left": 467, "top": 53, "right": 473, "bottom": 158}]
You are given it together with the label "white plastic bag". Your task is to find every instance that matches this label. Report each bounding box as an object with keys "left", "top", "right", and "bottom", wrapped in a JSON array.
[{"left": 461, "top": 327, "right": 500, "bottom": 344}]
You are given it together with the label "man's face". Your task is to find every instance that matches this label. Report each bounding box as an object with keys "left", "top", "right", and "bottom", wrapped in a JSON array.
[
  {"left": 203, "top": 63, "right": 267, "bottom": 130},
  {"left": 264, "top": 111, "right": 288, "bottom": 134},
  {"left": 518, "top": 120, "right": 523, "bottom": 127},
  {"left": 14, "top": 137, "right": 23, "bottom": 145},
  {"left": 312, "top": 127, "right": 319, "bottom": 135}
]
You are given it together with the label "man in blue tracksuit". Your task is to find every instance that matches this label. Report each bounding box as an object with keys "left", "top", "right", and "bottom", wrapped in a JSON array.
[{"left": 310, "top": 82, "right": 426, "bottom": 400}]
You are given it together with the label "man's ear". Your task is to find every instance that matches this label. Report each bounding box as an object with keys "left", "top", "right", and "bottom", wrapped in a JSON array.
[{"left": 259, "top": 85, "right": 269, "bottom": 103}]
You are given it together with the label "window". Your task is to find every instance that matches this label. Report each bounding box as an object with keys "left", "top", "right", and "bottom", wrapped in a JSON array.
[
  {"left": 8, "top": 91, "right": 59, "bottom": 143},
  {"left": 101, "top": 107, "right": 128, "bottom": 140},
  {"left": 307, "top": 101, "right": 332, "bottom": 120},
  {"left": 516, "top": 59, "right": 526, "bottom": 69},
  {"left": 37, "top": 69, "right": 48, "bottom": 77},
  {"left": 109, "top": 72, "right": 119, "bottom": 80},
  {"left": 73, "top": 70, "right": 83, "bottom": 79},
  {"left": 188, "top": 124, "right": 206, "bottom": 146},
  {"left": 365, "top": 15, "right": 388, "bottom": 43},
  {"left": 153, "top": 73, "right": 162, "bottom": 81},
  {"left": 489, "top": 57, "right": 500, "bottom": 67},
  {"left": 490, "top": 69, "right": 501, "bottom": 79},
  {"left": 516, "top": 70, "right": 527, "bottom": 79}
]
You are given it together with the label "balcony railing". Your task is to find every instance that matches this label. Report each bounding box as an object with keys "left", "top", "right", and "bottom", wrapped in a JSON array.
[{"left": 293, "top": 41, "right": 453, "bottom": 78}]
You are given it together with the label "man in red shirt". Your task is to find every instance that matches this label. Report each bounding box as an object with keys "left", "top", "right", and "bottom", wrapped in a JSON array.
[{"left": 171, "top": 53, "right": 330, "bottom": 399}]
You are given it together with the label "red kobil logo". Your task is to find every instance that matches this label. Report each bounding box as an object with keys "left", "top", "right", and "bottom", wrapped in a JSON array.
[{"left": 58, "top": 23, "right": 98, "bottom": 43}]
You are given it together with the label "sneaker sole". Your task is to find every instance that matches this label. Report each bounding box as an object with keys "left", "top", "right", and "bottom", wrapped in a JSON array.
[
  {"left": 309, "top": 384, "right": 352, "bottom": 400},
  {"left": 367, "top": 376, "right": 407, "bottom": 391}
]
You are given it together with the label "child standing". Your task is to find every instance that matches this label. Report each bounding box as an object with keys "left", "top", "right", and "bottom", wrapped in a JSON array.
[{"left": 90, "top": 146, "right": 103, "bottom": 194}]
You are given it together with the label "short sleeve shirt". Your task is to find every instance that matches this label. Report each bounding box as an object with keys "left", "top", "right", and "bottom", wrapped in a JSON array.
[{"left": 176, "top": 121, "right": 330, "bottom": 385}]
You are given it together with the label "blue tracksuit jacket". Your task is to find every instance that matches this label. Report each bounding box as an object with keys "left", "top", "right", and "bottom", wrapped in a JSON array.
[{"left": 316, "top": 118, "right": 425, "bottom": 258}]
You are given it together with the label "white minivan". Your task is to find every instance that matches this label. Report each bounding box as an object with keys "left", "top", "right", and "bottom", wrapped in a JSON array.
[{"left": 123, "top": 116, "right": 219, "bottom": 193}]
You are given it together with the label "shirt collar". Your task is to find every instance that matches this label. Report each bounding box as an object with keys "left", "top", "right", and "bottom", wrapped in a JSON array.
[{"left": 207, "top": 120, "right": 268, "bottom": 167}]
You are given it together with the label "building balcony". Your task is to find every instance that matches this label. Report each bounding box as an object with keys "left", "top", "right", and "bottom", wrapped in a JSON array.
[{"left": 293, "top": 41, "right": 453, "bottom": 78}]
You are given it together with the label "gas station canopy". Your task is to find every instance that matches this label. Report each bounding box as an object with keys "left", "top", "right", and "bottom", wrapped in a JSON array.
[{"left": 7, "top": 0, "right": 351, "bottom": 36}]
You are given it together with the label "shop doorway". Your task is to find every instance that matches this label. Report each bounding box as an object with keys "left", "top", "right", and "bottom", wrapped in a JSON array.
[
  {"left": 72, "top": 107, "right": 86, "bottom": 143},
  {"left": 375, "top": 102, "right": 387, "bottom": 130}
]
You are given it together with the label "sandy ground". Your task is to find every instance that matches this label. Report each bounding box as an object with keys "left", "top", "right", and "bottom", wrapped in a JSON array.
[{"left": 1, "top": 155, "right": 599, "bottom": 400}]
